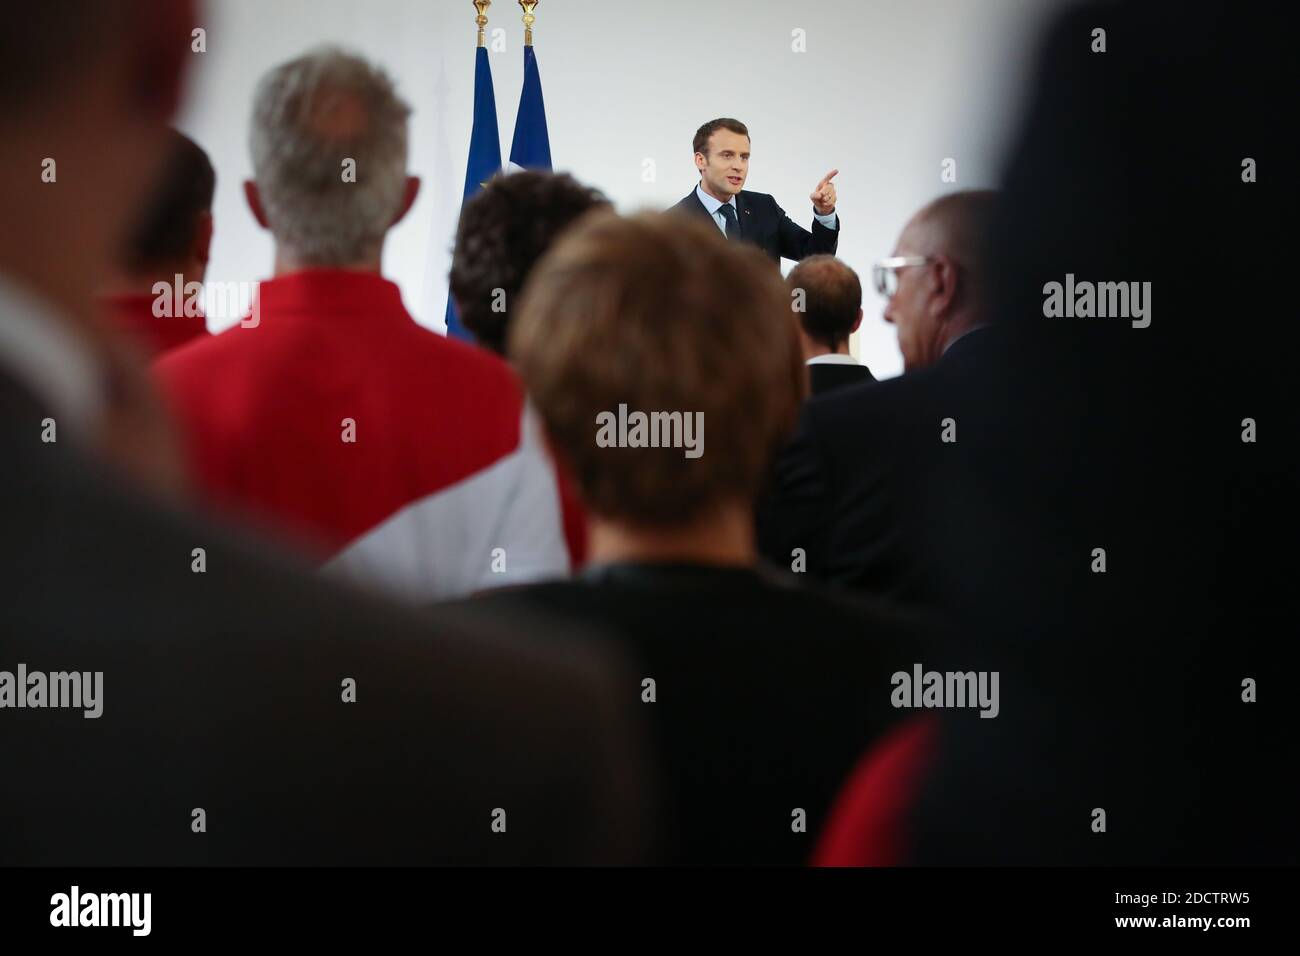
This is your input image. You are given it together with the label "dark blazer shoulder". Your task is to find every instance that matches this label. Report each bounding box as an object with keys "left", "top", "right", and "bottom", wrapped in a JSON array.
[
  {"left": 738, "top": 189, "right": 779, "bottom": 213},
  {"left": 809, "top": 362, "right": 875, "bottom": 397},
  {"left": 0, "top": 425, "right": 655, "bottom": 865},
  {"left": 674, "top": 188, "right": 779, "bottom": 221},
  {"left": 673, "top": 189, "right": 709, "bottom": 216}
]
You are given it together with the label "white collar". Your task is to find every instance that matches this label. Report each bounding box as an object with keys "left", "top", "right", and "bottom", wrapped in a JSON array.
[
  {"left": 695, "top": 183, "right": 736, "bottom": 214},
  {"left": 0, "top": 273, "right": 104, "bottom": 432},
  {"left": 806, "top": 353, "right": 860, "bottom": 366}
]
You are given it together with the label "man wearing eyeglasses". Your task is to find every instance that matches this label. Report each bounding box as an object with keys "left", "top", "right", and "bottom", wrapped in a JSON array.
[
  {"left": 873, "top": 190, "right": 995, "bottom": 372},
  {"left": 757, "top": 190, "right": 998, "bottom": 603}
]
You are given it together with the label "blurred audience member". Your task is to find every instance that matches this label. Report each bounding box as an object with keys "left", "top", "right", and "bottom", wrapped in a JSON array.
[
  {"left": 757, "top": 191, "right": 998, "bottom": 604},
  {"left": 819, "top": 0, "right": 1295, "bottom": 864},
  {"left": 101, "top": 129, "right": 214, "bottom": 358},
  {"left": 450, "top": 169, "right": 610, "bottom": 567},
  {"left": 451, "top": 211, "right": 918, "bottom": 864},
  {"left": 450, "top": 169, "right": 608, "bottom": 356},
  {"left": 0, "top": 3, "right": 652, "bottom": 866},
  {"left": 787, "top": 255, "right": 874, "bottom": 396},
  {"left": 876, "top": 190, "right": 995, "bottom": 373},
  {"left": 156, "top": 48, "right": 569, "bottom": 600}
]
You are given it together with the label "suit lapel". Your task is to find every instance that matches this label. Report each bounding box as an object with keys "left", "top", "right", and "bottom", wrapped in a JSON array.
[
  {"left": 685, "top": 188, "right": 711, "bottom": 219},
  {"left": 684, "top": 187, "right": 749, "bottom": 241}
]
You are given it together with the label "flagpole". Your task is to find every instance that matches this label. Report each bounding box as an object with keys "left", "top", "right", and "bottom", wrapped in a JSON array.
[
  {"left": 519, "top": 1, "right": 538, "bottom": 47},
  {"left": 508, "top": 0, "right": 550, "bottom": 171},
  {"left": 446, "top": 0, "right": 502, "bottom": 340}
]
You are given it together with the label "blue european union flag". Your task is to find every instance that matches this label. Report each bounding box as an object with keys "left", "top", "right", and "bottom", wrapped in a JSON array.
[
  {"left": 508, "top": 46, "right": 551, "bottom": 171},
  {"left": 445, "top": 46, "right": 502, "bottom": 341}
]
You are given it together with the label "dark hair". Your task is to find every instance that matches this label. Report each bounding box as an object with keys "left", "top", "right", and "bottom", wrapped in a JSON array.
[
  {"left": 123, "top": 130, "right": 216, "bottom": 271},
  {"left": 693, "top": 118, "right": 749, "bottom": 156},
  {"left": 449, "top": 170, "right": 609, "bottom": 355},
  {"left": 786, "top": 255, "right": 861, "bottom": 352},
  {"left": 0, "top": 3, "right": 124, "bottom": 111}
]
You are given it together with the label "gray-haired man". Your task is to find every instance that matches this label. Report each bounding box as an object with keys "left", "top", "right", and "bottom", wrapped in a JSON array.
[{"left": 156, "top": 47, "right": 572, "bottom": 599}]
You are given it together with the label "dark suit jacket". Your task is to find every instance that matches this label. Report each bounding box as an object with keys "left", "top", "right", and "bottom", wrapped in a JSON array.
[
  {"left": 808, "top": 360, "right": 875, "bottom": 397},
  {"left": 766, "top": 0, "right": 1299, "bottom": 867},
  {"left": 450, "top": 562, "right": 921, "bottom": 865},
  {"left": 672, "top": 187, "right": 839, "bottom": 264},
  {"left": 0, "top": 371, "right": 654, "bottom": 865},
  {"left": 759, "top": 327, "right": 1001, "bottom": 606},
  {"left": 893, "top": 0, "right": 1300, "bottom": 866}
]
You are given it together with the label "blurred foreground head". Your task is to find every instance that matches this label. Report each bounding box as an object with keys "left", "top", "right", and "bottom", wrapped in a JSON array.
[
  {"left": 119, "top": 129, "right": 216, "bottom": 285},
  {"left": 0, "top": 1, "right": 196, "bottom": 497},
  {"left": 904, "top": 0, "right": 1295, "bottom": 864},
  {"left": 511, "top": 212, "right": 804, "bottom": 529},
  {"left": 0, "top": 0, "right": 196, "bottom": 316}
]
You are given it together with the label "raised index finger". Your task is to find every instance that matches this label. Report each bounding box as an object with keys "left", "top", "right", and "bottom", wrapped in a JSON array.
[{"left": 817, "top": 169, "right": 840, "bottom": 188}]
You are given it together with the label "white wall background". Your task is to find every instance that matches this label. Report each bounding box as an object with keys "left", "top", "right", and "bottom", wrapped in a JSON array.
[{"left": 178, "top": 0, "right": 1070, "bottom": 379}]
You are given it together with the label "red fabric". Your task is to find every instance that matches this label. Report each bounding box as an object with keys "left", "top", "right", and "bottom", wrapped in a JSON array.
[
  {"left": 811, "top": 716, "right": 940, "bottom": 866},
  {"left": 155, "top": 270, "right": 527, "bottom": 558},
  {"left": 102, "top": 292, "right": 209, "bottom": 358},
  {"left": 553, "top": 457, "right": 588, "bottom": 571}
]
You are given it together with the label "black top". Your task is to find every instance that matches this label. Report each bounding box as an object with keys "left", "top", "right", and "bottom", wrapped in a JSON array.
[
  {"left": 458, "top": 562, "right": 922, "bottom": 865},
  {"left": 0, "top": 370, "right": 653, "bottom": 865},
  {"left": 808, "top": 360, "right": 875, "bottom": 396},
  {"left": 759, "top": 326, "right": 1003, "bottom": 605},
  {"left": 798, "top": 0, "right": 1299, "bottom": 865}
]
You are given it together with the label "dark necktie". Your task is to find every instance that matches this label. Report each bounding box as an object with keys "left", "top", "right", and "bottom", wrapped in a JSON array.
[{"left": 717, "top": 202, "right": 739, "bottom": 240}]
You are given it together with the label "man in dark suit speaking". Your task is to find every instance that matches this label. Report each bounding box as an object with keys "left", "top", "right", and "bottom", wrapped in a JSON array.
[{"left": 671, "top": 118, "right": 839, "bottom": 264}]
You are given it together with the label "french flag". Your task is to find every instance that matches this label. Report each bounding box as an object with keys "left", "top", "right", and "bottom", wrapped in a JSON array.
[
  {"left": 507, "top": 44, "right": 551, "bottom": 172},
  {"left": 444, "top": 45, "right": 502, "bottom": 342}
]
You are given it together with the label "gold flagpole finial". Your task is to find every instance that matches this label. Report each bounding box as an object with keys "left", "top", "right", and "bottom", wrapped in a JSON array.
[
  {"left": 519, "top": 1, "right": 538, "bottom": 48},
  {"left": 473, "top": 0, "right": 491, "bottom": 48}
]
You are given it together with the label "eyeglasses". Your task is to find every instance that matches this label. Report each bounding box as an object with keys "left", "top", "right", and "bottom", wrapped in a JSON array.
[{"left": 871, "top": 256, "right": 932, "bottom": 298}]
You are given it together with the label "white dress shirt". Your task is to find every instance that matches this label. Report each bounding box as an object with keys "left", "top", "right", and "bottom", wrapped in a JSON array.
[
  {"left": 0, "top": 273, "right": 103, "bottom": 434},
  {"left": 806, "top": 353, "right": 861, "bottom": 366}
]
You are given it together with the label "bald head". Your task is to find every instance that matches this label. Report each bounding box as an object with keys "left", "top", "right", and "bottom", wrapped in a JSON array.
[
  {"left": 884, "top": 190, "right": 998, "bottom": 371},
  {"left": 899, "top": 189, "right": 996, "bottom": 308}
]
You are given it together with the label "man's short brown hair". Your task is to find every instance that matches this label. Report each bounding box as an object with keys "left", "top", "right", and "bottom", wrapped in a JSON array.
[
  {"left": 787, "top": 255, "right": 862, "bottom": 352},
  {"left": 693, "top": 118, "right": 749, "bottom": 156},
  {"left": 510, "top": 211, "right": 804, "bottom": 528}
]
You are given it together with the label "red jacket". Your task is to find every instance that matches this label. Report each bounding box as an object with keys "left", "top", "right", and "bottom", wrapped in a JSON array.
[
  {"left": 812, "top": 716, "right": 939, "bottom": 866},
  {"left": 103, "top": 292, "right": 208, "bottom": 358},
  {"left": 156, "top": 269, "right": 569, "bottom": 600}
]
